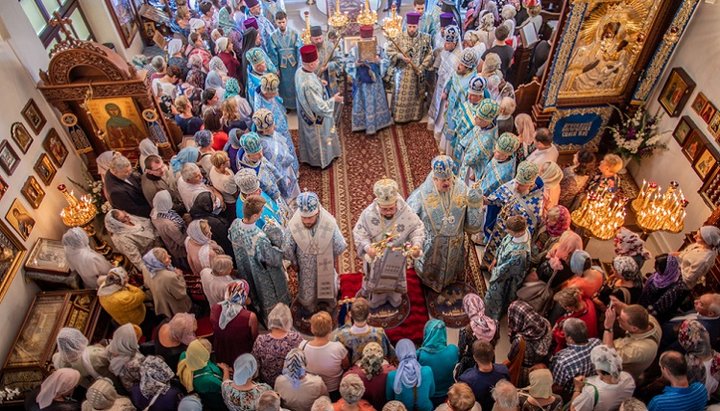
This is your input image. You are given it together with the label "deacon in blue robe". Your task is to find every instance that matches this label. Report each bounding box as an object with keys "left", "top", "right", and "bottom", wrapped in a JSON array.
[
  {"left": 267, "top": 12, "right": 301, "bottom": 110},
  {"left": 237, "top": 132, "right": 284, "bottom": 203},
  {"left": 234, "top": 168, "right": 289, "bottom": 229},
  {"left": 440, "top": 49, "right": 478, "bottom": 157},
  {"left": 407, "top": 156, "right": 484, "bottom": 293},
  {"left": 245, "top": 47, "right": 278, "bottom": 108}
]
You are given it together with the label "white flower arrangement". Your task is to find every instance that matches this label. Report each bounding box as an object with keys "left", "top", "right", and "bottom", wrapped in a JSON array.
[
  {"left": 607, "top": 104, "right": 667, "bottom": 160},
  {"left": 0, "top": 386, "right": 21, "bottom": 403}
]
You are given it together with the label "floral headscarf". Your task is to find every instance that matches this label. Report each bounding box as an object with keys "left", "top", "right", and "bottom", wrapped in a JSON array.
[
  {"left": 224, "top": 77, "right": 241, "bottom": 99},
  {"left": 463, "top": 293, "right": 497, "bottom": 342},
  {"left": 614, "top": 227, "right": 651, "bottom": 261},
  {"left": 139, "top": 355, "right": 174, "bottom": 398},
  {"left": 393, "top": 339, "right": 422, "bottom": 394},
  {"left": 545, "top": 205, "right": 571, "bottom": 237},
  {"left": 590, "top": 345, "right": 623, "bottom": 379},
  {"left": 418, "top": 319, "right": 448, "bottom": 354},
  {"left": 648, "top": 254, "right": 681, "bottom": 289},
  {"left": 358, "top": 342, "right": 385, "bottom": 379},
  {"left": 679, "top": 319, "right": 720, "bottom": 386},
  {"left": 282, "top": 348, "right": 307, "bottom": 388},
  {"left": 218, "top": 280, "right": 250, "bottom": 330},
  {"left": 612, "top": 255, "right": 641, "bottom": 284},
  {"left": 508, "top": 300, "right": 552, "bottom": 356}
]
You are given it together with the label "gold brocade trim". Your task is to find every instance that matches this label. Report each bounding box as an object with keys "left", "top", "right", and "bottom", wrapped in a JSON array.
[
  {"left": 544, "top": 2, "right": 588, "bottom": 107},
  {"left": 424, "top": 194, "right": 441, "bottom": 208},
  {"left": 453, "top": 194, "right": 467, "bottom": 208}
]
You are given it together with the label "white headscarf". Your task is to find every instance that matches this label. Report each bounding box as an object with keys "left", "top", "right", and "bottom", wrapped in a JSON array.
[
  {"left": 62, "top": 228, "right": 113, "bottom": 289},
  {"left": 104, "top": 210, "right": 156, "bottom": 242},
  {"left": 167, "top": 39, "right": 183, "bottom": 56},
  {"left": 56, "top": 327, "right": 89, "bottom": 363},
  {"left": 215, "top": 37, "right": 229, "bottom": 54},
  {"left": 138, "top": 139, "right": 159, "bottom": 172},
  {"left": 189, "top": 18, "right": 205, "bottom": 32},
  {"left": 151, "top": 190, "right": 174, "bottom": 219},
  {"left": 97, "top": 267, "right": 129, "bottom": 297},
  {"left": 186, "top": 220, "right": 212, "bottom": 267},
  {"left": 96, "top": 151, "right": 118, "bottom": 178},
  {"left": 107, "top": 323, "right": 142, "bottom": 376}
]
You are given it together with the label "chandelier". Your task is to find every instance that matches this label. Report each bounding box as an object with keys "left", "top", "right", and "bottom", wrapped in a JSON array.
[
  {"left": 381, "top": 5, "right": 403, "bottom": 38},
  {"left": 328, "top": 0, "right": 350, "bottom": 29},
  {"left": 631, "top": 180, "right": 687, "bottom": 233},
  {"left": 357, "top": 0, "right": 378, "bottom": 26},
  {"left": 571, "top": 186, "right": 628, "bottom": 240}
]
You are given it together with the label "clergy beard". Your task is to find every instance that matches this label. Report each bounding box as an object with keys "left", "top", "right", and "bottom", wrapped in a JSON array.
[
  {"left": 382, "top": 214, "right": 394, "bottom": 220},
  {"left": 439, "top": 191, "right": 451, "bottom": 207}
]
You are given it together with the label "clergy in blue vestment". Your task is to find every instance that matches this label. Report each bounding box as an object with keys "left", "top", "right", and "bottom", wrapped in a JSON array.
[
  {"left": 234, "top": 168, "right": 289, "bottom": 229},
  {"left": 261, "top": 0, "right": 284, "bottom": 27},
  {"left": 310, "top": 26, "right": 342, "bottom": 96},
  {"left": 245, "top": 47, "right": 278, "bottom": 108},
  {"left": 244, "top": 0, "right": 275, "bottom": 50},
  {"left": 428, "top": 25, "right": 462, "bottom": 144},
  {"left": 254, "top": 73, "right": 297, "bottom": 172},
  {"left": 267, "top": 11, "right": 301, "bottom": 110},
  {"left": 252, "top": 108, "right": 300, "bottom": 202},
  {"left": 459, "top": 96, "right": 503, "bottom": 184},
  {"left": 407, "top": 156, "right": 484, "bottom": 293},
  {"left": 228, "top": 194, "right": 290, "bottom": 321},
  {"left": 453, "top": 84, "right": 497, "bottom": 162},
  {"left": 477, "top": 132, "right": 519, "bottom": 196},
  {"left": 483, "top": 161, "right": 544, "bottom": 266},
  {"left": 440, "top": 49, "right": 478, "bottom": 157},
  {"left": 353, "top": 179, "right": 425, "bottom": 308},
  {"left": 295, "top": 45, "right": 343, "bottom": 169},
  {"left": 349, "top": 25, "right": 394, "bottom": 135},
  {"left": 237, "top": 132, "right": 284, "bottom": 202}
]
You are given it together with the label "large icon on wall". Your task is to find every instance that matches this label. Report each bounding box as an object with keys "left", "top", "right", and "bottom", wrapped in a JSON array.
[{"left": 85, "top": 97, "right": 147, "bottom": 151}]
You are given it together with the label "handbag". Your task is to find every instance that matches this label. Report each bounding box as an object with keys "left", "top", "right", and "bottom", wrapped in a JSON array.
[{"left": 517, "top": 268, "right": 559, "bottom": 315}]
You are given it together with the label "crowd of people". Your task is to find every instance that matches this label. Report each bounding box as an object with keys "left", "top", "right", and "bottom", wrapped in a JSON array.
[{"left": 21, "top": 0, "right": 720, "bottom": 410}]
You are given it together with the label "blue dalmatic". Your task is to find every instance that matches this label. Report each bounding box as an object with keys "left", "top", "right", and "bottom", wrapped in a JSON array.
[
  {"left": 236, "top": 191, "right": 289, "bottom": 229},
  {"left": 237, "top": 150, "right": 284, "bottom": 202},
  {"left": 254, "top": 92, "right": 298, "bottom": 173},
  {"left": 442, "top": 72, "right": 474, "bottom": 154},
  {"left": 268, "top": 28, "right": 302, "bottom": 110},
  {"left": 246, "top": 48, "right": 278, "bottom": 107},
  {"left": 258, "top": 132, "right": 300, "bottom": 202},
  {"left": 452, "top": 102, "right": 483, "bottom": 161},
  {"left": 349, "top": 46, "right": 394, "bottom": 135},
  {"left": 459, "top": 126, "right": 497, "bottom": 184}
]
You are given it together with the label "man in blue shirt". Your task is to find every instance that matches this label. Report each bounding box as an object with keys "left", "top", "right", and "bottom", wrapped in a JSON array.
[
  {"left": 648, "top": 351, "right": 707, "bottom": 411},
  {"left": 458, "top": 341, "right": 510, "bottom": 411}
]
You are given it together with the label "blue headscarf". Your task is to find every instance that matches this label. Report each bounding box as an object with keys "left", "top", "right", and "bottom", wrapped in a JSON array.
[
  {"left": 223, "top": 128, "right": 243, "bottom": 151},
  {"left": 282, "top": 348, "right": 307, "bottom": 389},
  {"left": 194, "top": 130, "right": 212, "bottom": 148},
  {"left": 142, "top": 249, "right": 173, "bottom": 278},
  {"left": 170, "top": 146, "right": 200, "bottom": 174},
  {"left": 233, "top": 353, "right": 258, "bottom": 385},
  {"left": 418, "top": 319, "right": 448, "bottom": 354},
  {"left": 393, "top": 339, "right": 422, "bottom": 394}
]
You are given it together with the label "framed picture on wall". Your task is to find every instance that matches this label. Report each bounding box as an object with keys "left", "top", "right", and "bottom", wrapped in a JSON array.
[
  {"left": 105, "top": 0, "right": 139, "bottom": 48},
  {"left": 692, "top": 92, "right": 708, "bottom": 115},
  {"left": 693, "top": 148, "right": 718, "bottom": 181},
  {"left": 11, "top": 122, "right": 33, "bottom": 154},
  {"left": 682, "top": 130, "right": 705, "bottom": 163},
  {"left": 673, "top": 116, "right": 696, "bottom": 145},
  {"left": 709, "top": 112, "right": 720, "bottom": 139},
  {"left": 701, "top": 102, "right": 717, "bottom": 125},
  {"left": 21, "top": 99, "right": 46, "bottom": 134},
  {"left": 0, "top": 141, "right": 20, "bottom": 176},
  {"left": 5, "top": 199, "right": 35, "bottom": 241},
  {"left": 43, "top": 128, "right": 69, "bottom": 167},
  {"left": 34, "top": 153, "right": 57, "bottom": 185},
  {"left": 0, "top": 220, "right": 27, "bottom": 302},
  {"left": 21, "top": 176, "right": 45, "bottom": 209},
  {"left": 658, "top": 67, "right": 696, "bottom": 117},
  {"left": 0, "top": 175, "right": 7, "bottom": 201}
]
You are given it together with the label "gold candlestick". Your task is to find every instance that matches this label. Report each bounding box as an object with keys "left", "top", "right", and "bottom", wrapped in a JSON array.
[
  {"left": 302, "top": 11, "right": 312, "bottom": 45},
  {"left": 357, "top": 0, "right": 378, "bottom": 26}
]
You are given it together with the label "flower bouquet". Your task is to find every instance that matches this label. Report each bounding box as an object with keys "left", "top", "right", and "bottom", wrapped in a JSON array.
[
  {"left": 607, "top": 104, "right": 668, "bottom": 161},
  {"left": 69, "top": 177, "right": 111, "bottom": 216}
]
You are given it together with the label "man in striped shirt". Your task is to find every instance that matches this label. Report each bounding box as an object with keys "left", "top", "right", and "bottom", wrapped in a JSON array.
[{"left": 648, "top": 351, "right": 707, "bottom": 411}]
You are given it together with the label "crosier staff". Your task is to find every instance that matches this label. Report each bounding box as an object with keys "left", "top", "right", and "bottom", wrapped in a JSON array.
[{"left": 382, "top": 28, "right": 421, "bottom": 75}]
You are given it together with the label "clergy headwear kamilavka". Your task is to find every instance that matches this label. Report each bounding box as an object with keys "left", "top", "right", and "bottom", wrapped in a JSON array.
[
  {"left": 297, "top": 192, "right": 321, "bottom": 217},
  {"left": 360, "top": 25, "right": 374, "bottom": 39},
  {"left": 460, "top": 48, "right": 478, "bottom": 68},
  {"left": 260, "top": 73, "right": 280, "bottom": 94},
  {"left": 244, "top": 17, "right": 258, "bottom": 30},
  {"left": 432, "top": 155, "right": 456, "bottom": 179},
  {"left": 475, "top": 98, "right": 500, "bottom": 121},
  {"left": 252, "top": 108, "right": 274, "bottom": 131},
  {"left": 246, "top": 0, "right": 259, "bottom": 8},
  {"left": 406, "top": 12, "right": 421, "bottom": 25},
  {"left": 301, "top": 45, "right": 319, "bottom": 63},
  {"left": 240, "top": 132, "right": 262, "bottom": 154},
  {"left": 439, "top": 12, "right": 455, "bottom": 28},
  {"left": 495, "top": 132, "right": 520, "bottom": 155},
  {"left": 468, "top": 76, "right": 488, "bottom": 96},
  {"left": 516, "top": 161, "right": 539, "bottom": 185},
  {"left": 444, "top": 25, "right": 460, "bottom": 43},
  {"left": 234, "top": 168, "right": 261, "bottom": 194},
  {"left": 374, "top": 178, "right": 400, "bottom": 206},
  {"left": 310, "top": 25, "right": 323, "bottom": 37}
]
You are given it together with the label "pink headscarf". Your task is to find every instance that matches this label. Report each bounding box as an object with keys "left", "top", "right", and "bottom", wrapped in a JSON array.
[
  {"left": 547, "top": 231, "right": 583, "bottom": 270},
  {"left": 514, "top": 113, "right": 536, "bottom": 146},
  {"left": 37, "top": 368, "right": 81, "bottom": 408},
  {"left": 463, "top": 293, "right": 497, "bottom": 342}
]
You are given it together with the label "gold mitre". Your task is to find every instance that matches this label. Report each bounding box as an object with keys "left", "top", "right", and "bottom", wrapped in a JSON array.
[{"left": 373, "top": 177, "right": 399, "bottom": 206}]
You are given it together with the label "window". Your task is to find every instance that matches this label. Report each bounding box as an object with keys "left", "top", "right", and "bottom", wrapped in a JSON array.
[{"left": 19, "top": 0, "right": 95, "bottom": 49}]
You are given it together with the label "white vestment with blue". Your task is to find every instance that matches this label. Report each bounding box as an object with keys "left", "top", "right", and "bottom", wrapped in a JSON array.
[
  {"left": 253, "top": 92, "right": 298, "bottom": 173},
  {"left": 295, "top": 68, "right": 340, "bottom": 168},
  {"left": 429, "top": 47, "right": 462, "bottom": 134},
  {"left": 259, "top": 133, "right": 299, "bottom": 202},
  {"left": 237, "top": 151, "right": 284, "bottom": 202}
]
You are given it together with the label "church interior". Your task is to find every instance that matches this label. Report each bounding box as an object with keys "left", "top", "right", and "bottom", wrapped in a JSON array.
[{"left": 0, "top": 0, "right": 719, "bottom": 409}]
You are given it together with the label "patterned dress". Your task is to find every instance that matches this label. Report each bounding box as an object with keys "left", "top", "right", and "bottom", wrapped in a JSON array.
[
  {"left": 268, "top": 28, "right": 301, "bottom": 110},
  {"left": 251, "top": 332, "right": 304, "bottom": 385},
  {"left": 349, "top": 45, "right": 394, "bottom": 135},
  {"left": 407, "top": 175, "right": 484, "bottom": 293},
  {"left": 459, "top": 126, "right": 497, "bottom": 184},
  {"left": 254, "top": 92, "right": 298, "bottom": 173},
  {"left": 228, "top": 219, "right": 290, "bottom": 321},
  {"left": 259, "top": 133, "right": 299, "bottom": 201},
  {"left": 387, "top": 32, "right": 433, "bottom": 123},
  {"left": 221, "top": 381, "right": 272, "bottom": 411},
  {"left": 484, "top": 232, "right": 531, "bottom": 320},
  {"left": 483, "top": 178, "right": 544, "bottom": 265}
]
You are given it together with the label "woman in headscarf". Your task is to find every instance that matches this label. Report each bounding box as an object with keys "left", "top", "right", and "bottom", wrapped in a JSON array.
[
  {"left": 210, "top": 281, "right": 258, "bottom": 365},
  {"left": 251, "top": 303, "right": 304, "bottom": 385},
  {"left": 167, "top": 39, "right": 189, "bottom": 79},
  {"left": 189, "top": 192, "right": 233, "bottom": 256},
  {"left": 385, "top": 339, "right": 435, "bottom": 411},
  {"left": 206, "top": 56, "right": 228, "bottom": 98},
  {"left": 129, "top": 355, "right": 184, "bottom": 411},
  {"left": 506, "top": 301, "right": 552, "bottom": 386},
  {"left": 559, "top": 148, "right": 596, "bottom": 210},
  {"left": 457, "top": 294, "right": 497, "bottom": 377},
  {"left": 569, "top": 345, "right": 635, "bottom": 411},
  {"left": 333, "top": 374, "right": 375, "bottom": 411},
  {"left": 25, "top": 368, "right": 81, "bottom": 411},
  {"left": 537, "top": 230, "right": 583, "bottom": 290},
  {"left": 551, "top": 287, "right": 598, "bottom": 353},
  {"left": 200, "top": 254, "right": 236, "bottom": 306},
  {"left": 154, "top": 312, "right": 197, "bottom": 371},
  {"left": 540, "top": 161, "right": 563, "bottom": 212},
  {"left": 220, "top": 93, "right": 252, "bottom": 133},
  {"left": 97, "top": 266, "right": 147, "bottom": 326},
  {"left": 62, "top": 227, "right": 113, "bottom": 289},
  {"left": 170, "top": 146, "right": 200, "bottom": 177},
  {"left": 150, "top": 190, "right": 188, "bottom": 267},
  {"left": 639, "top": 254, "right": 688, "bottom": 322},
  {"left": 104, "top": 209, "right": 159, "bottom": 273},
  {"left": 513, "top": 113, "right": 536, "bottom": 161},
  {"left": 518, "top": 369, "right": 563, "bottom": 411},
  {"left": 675, "top": 225, "right": 720, "bottom": 289},
  {"left": 344, "top": 343, "right": 396, "bottom": 410},
  {"left": 417, "top": 319, "right": 458, "bottom": 405},
  {"left": 679, "top": 319, "right": 720, "bottom": 398},
  {"left": 596, "top": 255, "right": 643, "bottom": 310},
  {"left": 216, "top": 36, "right": 241, "bottom": 81},
  {"left": 187, "top": 32, "right": 212, "bottom": 72},
  {"left": 81, "top": 377, "right": 134, "bottom": 410},
  {"left": 107, "top": 323, "right": 144, "bottom": 392},
  {"left": 52, "top": 328, "right": 111, "bottom": 387},
  {"left": 142, "top": 248, "right": 192, "bottom": 318},
  {"left": 178, "top": 339, "right": 231, "bottom": 409},
  {"left": 185, "top": 54, "right": 207, "bottom": 90},
  {"left": 530, "top": 205, "right": 571, "bottom": 268},
  {"left": 221, "top": 353, "right": 272, "bottom": 411},
  {"left": 274, "top": 349, "right": 329, "bottom": 411},
  {"left": 138, "top": 138, "right": 159, "bottom": 173},
  {"left": 614, "top": 227, "right": 652, "bottom": 270},
  {"left": 184, "top": 219, "right": 225, "bottom": 276},
  {"left": 563, "top": 250, "right": 605, "bottom": 299}
]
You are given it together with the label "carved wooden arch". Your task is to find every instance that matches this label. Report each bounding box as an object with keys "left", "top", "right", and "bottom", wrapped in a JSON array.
[{"left": 42, "top": 41, "right": 133, "bottom": 86}]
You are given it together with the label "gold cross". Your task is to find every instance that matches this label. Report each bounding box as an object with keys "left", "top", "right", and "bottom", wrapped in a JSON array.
[{"left": 50, "top": 11, "right": 74, "bottom": 41}]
